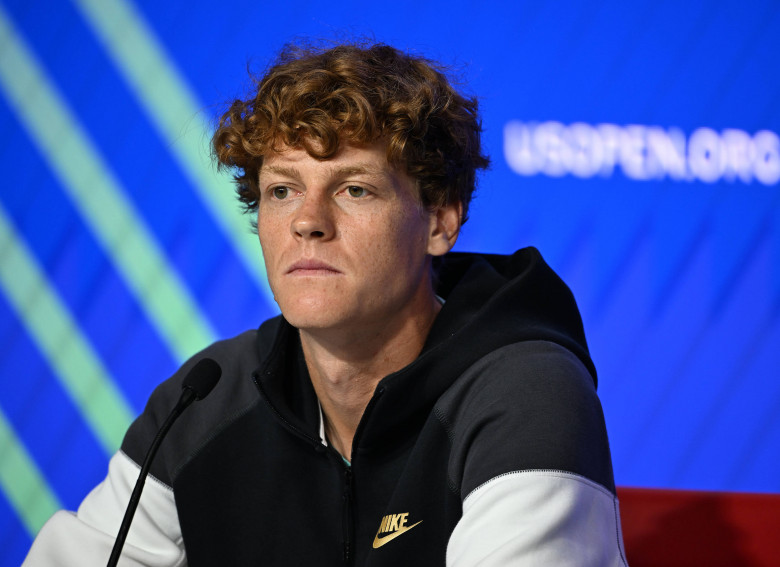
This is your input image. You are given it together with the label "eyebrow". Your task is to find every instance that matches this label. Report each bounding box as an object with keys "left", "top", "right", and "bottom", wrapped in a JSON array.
[
  {"left": 259, "top": 164, "right": 299, "bottom": 179},
  {"left": 259, "top": 162, "right": 390, "bottom": 180}
]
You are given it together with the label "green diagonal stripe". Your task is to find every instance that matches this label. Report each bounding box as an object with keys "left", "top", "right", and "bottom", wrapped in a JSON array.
[
  {"left": 72, "top": 0, "right": 275, "bottom": 308},
  {"left": 0, "top": 406, "right": 62, "bottom": 537},
  {"left": 0, "top": 6, "right": 217, "bottom": 363},
  {"left": 0, "top": 203, "right": 134, "bottom": 454}
]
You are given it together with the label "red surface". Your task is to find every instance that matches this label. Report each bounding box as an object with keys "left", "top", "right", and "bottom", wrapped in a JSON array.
[{"left": 617, "top": 487, "right": 780, "bottom": 567}]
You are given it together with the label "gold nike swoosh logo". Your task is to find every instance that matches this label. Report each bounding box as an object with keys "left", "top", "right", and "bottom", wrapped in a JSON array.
[{"left": 372, "top": 520, "right": 423, "bottom": 549}]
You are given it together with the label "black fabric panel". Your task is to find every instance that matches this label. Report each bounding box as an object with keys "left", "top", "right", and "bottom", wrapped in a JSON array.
[
  {"left": 431, "top": 247, "right": 596, "bottom": 383},
  {"left": 120, "top": 324, "right": 275, "bottom": 485},
  {"left": 353, "top": 416, "right": 461, "bottom": 567},
  {"left": 173, "top": 407, "right": 345, "bottom": 566},
  {"left": 437, "top": 340, "right": 616, "bottom": 499}
]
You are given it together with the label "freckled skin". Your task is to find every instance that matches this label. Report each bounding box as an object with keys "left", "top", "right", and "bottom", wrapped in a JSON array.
[{"left": 257, "top": 142, "right": 450, "bottom": 342}]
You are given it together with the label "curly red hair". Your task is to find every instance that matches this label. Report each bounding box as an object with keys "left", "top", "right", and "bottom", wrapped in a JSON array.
[{"left": 212, "top": 42, "right": 489, "bottom": 224}]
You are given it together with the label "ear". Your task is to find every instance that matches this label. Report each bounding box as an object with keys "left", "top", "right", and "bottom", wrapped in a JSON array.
[{"left": 427, "top": 201, "right": 462, "bottom": 257}]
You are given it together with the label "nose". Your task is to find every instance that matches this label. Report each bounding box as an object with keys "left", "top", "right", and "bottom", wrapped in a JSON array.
[{"left": 291, "top": 192, "right": 335, "bottom": 240}]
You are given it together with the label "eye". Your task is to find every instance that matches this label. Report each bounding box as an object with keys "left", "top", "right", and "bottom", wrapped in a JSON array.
[
  {"left": 346, "top": 185, "right": 367, "bottom": 198},
  {"left": 271, "top": 186, "right": 290, "bottom": 200}
]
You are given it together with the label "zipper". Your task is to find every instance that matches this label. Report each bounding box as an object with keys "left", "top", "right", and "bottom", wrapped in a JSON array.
[
  {"left": 342, "top": 465, "right": 353, "bottom": 564},
  {"left": 255, "top": 370, "right": 356, "bottom": 563},
  {"left": 340, "top": 388, "right": 385, "bottom": 565},
  {"left": 254, "top": 366, "right": 388, "bottom": 565}
]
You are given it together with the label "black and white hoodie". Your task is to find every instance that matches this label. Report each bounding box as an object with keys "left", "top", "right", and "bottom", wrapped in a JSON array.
[{"left": 25, "top": 247, "right": 628, "bottom": 566}]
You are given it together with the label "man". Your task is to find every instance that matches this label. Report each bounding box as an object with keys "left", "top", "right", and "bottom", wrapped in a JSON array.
[{"left": 25, "top": 43, "right": 627, "bottom": 565}]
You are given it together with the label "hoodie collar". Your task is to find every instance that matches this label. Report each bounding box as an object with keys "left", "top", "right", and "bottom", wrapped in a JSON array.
[{"left": 254, "top": 247, "right": 594, "bottom": 456}]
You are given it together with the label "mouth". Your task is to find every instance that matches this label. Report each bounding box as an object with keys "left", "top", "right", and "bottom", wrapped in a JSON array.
[{"left": 285, "top": 259, "right": 342, "bottom": 276}]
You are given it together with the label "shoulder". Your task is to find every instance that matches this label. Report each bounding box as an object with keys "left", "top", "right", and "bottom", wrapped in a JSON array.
[
  {"left": 436, "top": 340, "right": 614, "bottom": 499},
  {"left": 121, "top": 319, "right": 284, "bottom": 485},
  {"left": 438, "top": 340, "right": 597, "bottom": 426},
  {"left": 137, "top": 328, "right": 267, "bottom": 413}
]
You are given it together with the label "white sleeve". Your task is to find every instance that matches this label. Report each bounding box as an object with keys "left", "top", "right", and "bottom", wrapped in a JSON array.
[
  {"left": 446, "top": 470, "right": 628, "bottom": 566},
  {"left": 23, "top": 451, "right": 186, "bottom": 567}
]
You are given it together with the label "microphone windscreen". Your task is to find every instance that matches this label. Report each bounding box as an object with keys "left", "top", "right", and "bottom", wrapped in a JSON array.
[{"left": 182, "top": 358, "right": 222, "bottom": 400}]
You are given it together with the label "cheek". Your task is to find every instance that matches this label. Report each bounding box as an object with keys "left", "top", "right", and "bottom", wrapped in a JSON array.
[
  {"left": 362, "top": 212, "right": 430, "bottom": 274},
  {"left": 257, "top": 208, "right": 281, "bottom": 245},
  {"left": 257, "top": 218, "right": 286, "bottom": 273}
]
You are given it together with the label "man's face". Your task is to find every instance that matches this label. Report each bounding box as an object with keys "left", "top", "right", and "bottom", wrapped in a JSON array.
[{"left": 257, "top": 141, "right": 457, "bottom": 334}]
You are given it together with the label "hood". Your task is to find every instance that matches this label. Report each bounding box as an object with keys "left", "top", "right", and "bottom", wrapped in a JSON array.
[
  {"left": 430, "top": 247, "right": 594, "bottom": 380},
  {"left": 354, "top": 246, "right": 596, "bottom": 453},
  {"left": 254, "top": 247, "right": 595, "bottom": 455}
]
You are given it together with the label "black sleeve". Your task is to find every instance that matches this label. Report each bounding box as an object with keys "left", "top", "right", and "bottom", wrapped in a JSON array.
[{"left": 436, "top": 340, "right": 616, "bottom": 500}]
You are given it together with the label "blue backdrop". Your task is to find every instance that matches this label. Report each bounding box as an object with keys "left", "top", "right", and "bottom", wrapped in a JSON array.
[{"left": 1, "top": 0, "right": 779, "bottom": 564}]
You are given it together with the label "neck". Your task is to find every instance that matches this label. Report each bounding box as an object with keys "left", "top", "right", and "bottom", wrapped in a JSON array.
[{"left": 300, "top": 293, "right": 441, "bottom": 460}]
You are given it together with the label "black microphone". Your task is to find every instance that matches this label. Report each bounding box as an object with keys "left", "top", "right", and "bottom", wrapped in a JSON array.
[{"left": 107, "top": 358, "right": 222, "bottom": 567}]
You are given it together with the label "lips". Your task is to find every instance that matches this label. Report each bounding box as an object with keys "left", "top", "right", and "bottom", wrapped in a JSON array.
[{"left": 285, "top": 259, "right": 341, "bottom": 275}]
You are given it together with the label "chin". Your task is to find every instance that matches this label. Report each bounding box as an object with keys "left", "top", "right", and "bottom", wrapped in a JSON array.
[{"left": 278, "top": 296, "right": 348, "bottom": 330}]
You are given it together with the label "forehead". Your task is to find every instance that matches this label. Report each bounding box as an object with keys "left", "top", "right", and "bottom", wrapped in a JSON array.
[{"left": 259, "top": 142, "right": 398, "bottom": 181}]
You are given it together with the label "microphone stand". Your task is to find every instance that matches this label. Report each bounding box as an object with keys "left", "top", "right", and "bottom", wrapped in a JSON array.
[{"left": 106, "top": 387, "right": 197, "bottom": 567}]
